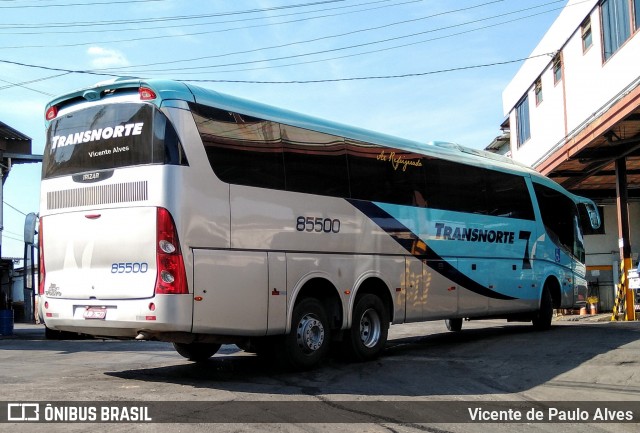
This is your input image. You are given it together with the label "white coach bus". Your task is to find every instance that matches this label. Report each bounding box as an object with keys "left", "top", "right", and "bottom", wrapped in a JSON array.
[{"left": 39, "top": 79, "right": 600, "bottom": 369}]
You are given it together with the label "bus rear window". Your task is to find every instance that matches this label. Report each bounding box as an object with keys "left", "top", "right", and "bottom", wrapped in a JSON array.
[{"left": 42, "top": 103, "right": 187, "bottom": 179}]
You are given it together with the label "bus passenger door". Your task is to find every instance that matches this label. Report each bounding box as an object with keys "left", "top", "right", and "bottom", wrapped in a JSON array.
[
  {"left": 572, "top": 211, "right": 588, "bottom": 306},
  {"left": 192, "top": 250, "right": 268, "bottom": 335}
]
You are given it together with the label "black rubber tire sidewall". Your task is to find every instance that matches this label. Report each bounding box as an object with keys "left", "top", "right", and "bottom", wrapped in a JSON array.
[
  {"left": 281, "top": 298, "right": 331, "bottom": 370},
  {"left": 445, "top": 318, "right": 463, "bottom": 332},
  {"left": 532, "top": 286, "right": 553, "bottom": 331},
  {"left": 343, "top": 294, "right": 389, "bottom": 362},
  {"left": 173, "top": 342, "right": 221, "bottom": 361}
]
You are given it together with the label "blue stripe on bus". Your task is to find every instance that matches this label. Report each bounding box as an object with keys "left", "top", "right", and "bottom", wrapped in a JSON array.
[{"left": 348, "top": 199, "right": 517, "bottom": 301}]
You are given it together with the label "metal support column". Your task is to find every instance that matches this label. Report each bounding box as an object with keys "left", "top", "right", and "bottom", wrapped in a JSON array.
[{"left": 615, "top": 158, "right": 636, "bottom": 321}]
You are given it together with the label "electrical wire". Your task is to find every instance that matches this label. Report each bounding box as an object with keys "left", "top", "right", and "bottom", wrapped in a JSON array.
[
  {"left": 0, "top": 0, "right": 166, "bottom": 8},
  {"left": 0, "top": 1, "right": 580, "bottom": 90},
  {"left": 0, "top": 0, "right": 400, "bottom": 33},
  {"left": 82, "top": 0, "right": 505, "bottom": 70},
  {"left": 4, "top": 202, "right": 29, "bottom": 217},
  {"left": 1, "top": 0, "right": 350, "bottom": 27},
  {"left": 182, "top": 53, "right": 555, "bottom": 84},
  {"left": 0, "top": 74, "right": 68, "bottom": 95},
  {"left": 0, "top": 52, "right": 556, "bottom": 85},
  {"left": 0, "top": 1, "right": 422, "bottom": 50},
  {"left": 1, "top": 234, "right": 25, "bottom": 244},
  {"left": 102, "top": 2, "right": 566, "bottom": 75}
]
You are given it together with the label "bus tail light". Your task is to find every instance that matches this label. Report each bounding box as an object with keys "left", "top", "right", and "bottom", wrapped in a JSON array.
[
  {"left": 139, "top": 87, "right": 157, "bottom": 101},
  {"left": 38, "top": 217, "right": 45, "bottom": 295},
  {"left": 45, "top": 106, "right": 58, "bottom": 121},
  {"left": 155, "top": 208, "right": 188, "bottom": 295}
]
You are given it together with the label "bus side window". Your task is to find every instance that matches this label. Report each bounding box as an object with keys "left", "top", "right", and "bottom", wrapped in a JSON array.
[
  {"left": 533, "top": 183, "right": 580, "bottom": 258},
  {"left": 280, "top": 124, "right": 349, "bottom": 198},
  {"left": 485, "top": 171, "right": 534, "bottom": 220},
  {"left": 424, "top": 158, "right": 488, "bottom": 215},
  {"left": 424, "top": 158, "right": 534, "bottom": 220},
  {"left": 191, "top": 103, "right": 285, "bottom": 189},
  {"left": 346, "top": 140, "right": 427, "bottom": 206}
]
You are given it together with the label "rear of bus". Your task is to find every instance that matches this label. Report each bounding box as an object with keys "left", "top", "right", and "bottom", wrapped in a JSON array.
[{"left": 39, "top": 80, "right": 193, "bottom": 338}]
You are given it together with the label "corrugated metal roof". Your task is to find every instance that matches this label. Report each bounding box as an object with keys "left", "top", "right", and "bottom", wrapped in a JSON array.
[{"left": 0, "top": 120, "right": 31, "bottom": 142}]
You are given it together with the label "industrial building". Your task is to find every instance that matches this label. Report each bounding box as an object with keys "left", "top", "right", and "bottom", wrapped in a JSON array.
[{"left": 493, "top": 0, "right": 640, "bottom": 318}]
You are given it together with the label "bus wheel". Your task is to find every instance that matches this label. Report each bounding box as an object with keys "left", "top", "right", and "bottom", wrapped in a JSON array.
[
  {"left": 280, "top": 298, "right": 330, "bottom": 370},
  {"left": 173, "top": 342, "right": 221, "bottom": 362},
  {"left": 445, "top": 318, "right": 463, "bottom": 332},
  {"left": 532, "top": 286, "right": 553, "bottom": 331},
  {"left": 343, "top": 294, "right": 389, "bottom": 362}
]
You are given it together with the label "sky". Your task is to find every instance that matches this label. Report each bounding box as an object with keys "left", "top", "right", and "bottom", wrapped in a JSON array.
[{"left": 0, "top": 0, "right": 568, "bottom": 259}]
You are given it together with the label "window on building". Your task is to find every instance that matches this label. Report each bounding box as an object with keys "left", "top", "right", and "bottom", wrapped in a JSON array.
[
  {"left": 516, "top": 95, "right": 531, "bottom": 147},
  {"left": 581, "top": 17, "right": 593, "bottom": 51},
  {"left": 635, "top": 0, "right": 640, "bottom": 30},
  {"left": 534, "top": 78, "right": 543, "bottom": 105},
  {"left": 601, "top": 0, "right": 632, "bottom": 60},
  {"left": 553, "top": 54, "right": 563, "bottom": 84}
]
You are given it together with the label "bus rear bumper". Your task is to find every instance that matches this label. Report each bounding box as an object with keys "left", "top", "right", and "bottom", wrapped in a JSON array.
[{"left": 41, "top": 295, "right": 193, "bottom": 339}]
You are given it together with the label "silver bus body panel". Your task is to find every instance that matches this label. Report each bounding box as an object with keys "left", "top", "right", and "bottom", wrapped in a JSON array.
[
  {"left": 43, "top": 207, "right": 157, "bottom": 300},
  {"left": 39, "top": 79, "right": 600, "bottom": 343},
  {"left": 40, "top": 295, "right": 194, "bottom": 338}
]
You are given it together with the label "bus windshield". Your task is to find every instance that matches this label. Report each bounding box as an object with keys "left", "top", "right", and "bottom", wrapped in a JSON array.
[{"left": 42, "top": 103, "right": 187, "bottom": 179}]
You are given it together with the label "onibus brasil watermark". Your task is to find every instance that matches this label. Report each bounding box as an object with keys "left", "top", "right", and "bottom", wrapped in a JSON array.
[
  {"left": 2, "top": 401, "right": 639, "bottom": 423},
  {"left": 6, "top": 403, "right": 151, "bottom": 423}
]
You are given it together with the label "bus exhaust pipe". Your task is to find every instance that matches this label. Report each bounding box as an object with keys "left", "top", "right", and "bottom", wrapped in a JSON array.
[{"left": 136, "top": 331, "right": 151, "bottom": 340}]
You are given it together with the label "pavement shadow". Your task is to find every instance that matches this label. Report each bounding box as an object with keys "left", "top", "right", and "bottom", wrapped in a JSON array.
[{"left": 105, "top": 321, "right": 640, "bottom": 397}]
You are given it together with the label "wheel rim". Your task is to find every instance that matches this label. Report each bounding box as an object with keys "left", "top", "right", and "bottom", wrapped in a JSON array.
[
  {"left": 359, "top": 308, "right": 381, "bottom": 348},
  {"left": 296, "top": 313, "right": 325, "bottom": 353}
]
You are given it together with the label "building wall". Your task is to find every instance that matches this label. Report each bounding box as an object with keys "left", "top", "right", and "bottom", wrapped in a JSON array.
[
  {"left": 504, "top": 0, "right": 640, "bottom": 166},
  {"left": 501, "top": 0, "right": 640, "bottom": 311},
  {"left": 584, "top": 203, "right": 640, "bottom": 311},
  {"left": 585, "top": 203, "right": 640, "bottom": 264},
  {"left": 509, "top": 61, "right": 566, "bottom": 166}
]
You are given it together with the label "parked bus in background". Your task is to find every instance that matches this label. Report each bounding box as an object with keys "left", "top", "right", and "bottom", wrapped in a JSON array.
[{"left": 39, "top": 79, "right": 601, "bottom": 369}]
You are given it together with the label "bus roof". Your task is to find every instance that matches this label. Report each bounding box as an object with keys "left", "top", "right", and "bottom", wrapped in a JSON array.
[{"left": 47, "top": 77, "right": 555, "bottom": 185}]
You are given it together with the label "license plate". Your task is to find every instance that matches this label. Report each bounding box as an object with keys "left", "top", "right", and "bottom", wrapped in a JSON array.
[{"left": 83, "top": 306, "right": 107, "bottom": 320}]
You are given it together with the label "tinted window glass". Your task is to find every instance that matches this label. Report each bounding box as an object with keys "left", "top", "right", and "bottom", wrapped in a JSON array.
[
  {"left": 533, "top": 183, "right": 582, "bottom": 259},
  {"left": 43, "top": 103, "right": 187, "bottom": 179},
  {"left": 425, "top": 158, "right": 534, "bottom": 220},
  {"left": 347, "top": 140, "right": 427, "bottom": 206},
  {"left": 485, "top": 170, "right": 534, "bottom": 220},
  {"left": 191, "top": 103, "right": 285, "bottom": 189},
  {"left": 425, "top": 158, "right": 488, "bottom": 214},
  {"left": 154, "top": 112, "right": 188, "bottom": 165},
  {"left": 281, "top": 124, "right": 349, "bottom": 197},
  {"left": 190, "top": 102, "right": 535, "bottom": 218}
]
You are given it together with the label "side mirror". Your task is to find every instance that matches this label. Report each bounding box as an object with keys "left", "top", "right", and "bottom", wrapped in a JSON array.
[
  {"left": 580, "top": 202, "right": 601, "bottom": 230},
  {"left": 24, "top": 212, "right": 39, "bottom": 245}
]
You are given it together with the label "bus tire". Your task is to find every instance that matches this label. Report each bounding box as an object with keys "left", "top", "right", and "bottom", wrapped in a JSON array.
[
  {"left": 280, "top": 297, "right": 330, "bottom": 370},
  {"left": 173, "top": 342, "right": 221, "bottom": 362},
  {"left": 532, "top": 286, "right": 553, "bottom": 331},
  {"left": 343, "top": 294, "right": 389, "bottom": 362},
  {"left": 445, "top": 318, "right": 463, "bottom": 332}
]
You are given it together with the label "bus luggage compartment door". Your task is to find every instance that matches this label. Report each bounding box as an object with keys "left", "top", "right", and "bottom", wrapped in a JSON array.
[{"left": 192, "top": 250, "right": 269, "bottom": 335}]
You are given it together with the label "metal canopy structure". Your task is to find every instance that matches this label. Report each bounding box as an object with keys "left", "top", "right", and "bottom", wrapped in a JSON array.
[
  {"left": 533, "top": 80, "right": 640, "bottom": 321},
  {"left": 0, "top": 120, "right": 41, "bottom": 325},
  {"left": 536, "top": 80, "right": 640, "bottom": 201},
  {"left": 0, "top": 119, "right": 42, "bottom": 182}
]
